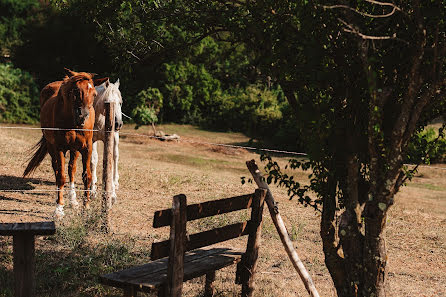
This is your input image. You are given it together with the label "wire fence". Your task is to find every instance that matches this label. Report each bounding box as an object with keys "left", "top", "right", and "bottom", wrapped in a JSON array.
[
  {"left": 0, "top": 125, "right": 309, "bottom": 156},
  {"left": 0, "top": 124, "right": 445, "bottom": 195}
]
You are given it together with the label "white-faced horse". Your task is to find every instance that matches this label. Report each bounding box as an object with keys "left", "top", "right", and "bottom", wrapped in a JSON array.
[{"left": 67, "top": 79, "right": 123, "bottom": 206}]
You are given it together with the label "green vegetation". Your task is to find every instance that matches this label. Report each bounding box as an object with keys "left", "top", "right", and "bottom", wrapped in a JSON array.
[
  {"left": 406, "top": 127, "right": 446, "bottom": 164},
  {"left": 0, "top": 0, "right": 39, "bottom": 58},
  {"left": 0, "top": 63, "right": 39, "bottom": 123}
]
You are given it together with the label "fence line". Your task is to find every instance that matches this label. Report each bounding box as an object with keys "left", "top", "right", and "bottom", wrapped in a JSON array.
[
  {"left": 0, "top": 125, "right": 309, "bottom": 156},
  {"left": 0, "top": 126, "right": 99, "bottom": 132},
  {"left": 119, "top": 131, "right": 309, "bottom": 156},
  {"left": 1, "top": 125, "right": 445, "bottom": 170},
  {"left": 0, "top": 189, "right": 94, "bottom": 193}
]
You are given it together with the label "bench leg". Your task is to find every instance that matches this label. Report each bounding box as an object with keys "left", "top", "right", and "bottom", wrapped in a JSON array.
[
  {"left": 204, "top": 271, "right": 216, "bottom": 297},
  {"left": 157, "top": 285, "right": 167, "bottom": 297},
  {"left": 13, "top": 234, "right": 35, "bottom": 297},
  {"left": 123, "top": 286, "right": 137, "bottom": 297}
]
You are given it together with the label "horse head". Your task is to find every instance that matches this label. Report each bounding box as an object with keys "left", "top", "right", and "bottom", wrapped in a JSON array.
[
  {"left": 61, "top": 68, "right": 108, "bottom": 128},
  {"left": 61, "top": 68, "right": 97, "bottom": 127},
  {"left": 96, "top": 78, "right": 124, "bottom": 131}
]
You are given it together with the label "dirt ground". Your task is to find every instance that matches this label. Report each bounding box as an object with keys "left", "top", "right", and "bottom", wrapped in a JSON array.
[{"left": 0, "top": 124, "right": 445, "bottom": 297}]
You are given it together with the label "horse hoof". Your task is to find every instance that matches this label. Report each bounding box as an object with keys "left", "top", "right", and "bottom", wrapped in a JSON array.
[
  {"left": 111, "top": 192, "right": 118, "bottom": 206},
  {"left": 68, "top": 191, "right": 79, "bottom": 209},
  {"left": 90, "top": 186, "right": 97, "bottom": 199},
  {"left": 54, "top": 205, "right": 65, "bottom": 219}
]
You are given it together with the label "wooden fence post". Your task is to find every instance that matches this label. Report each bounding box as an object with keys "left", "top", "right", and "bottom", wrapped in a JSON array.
[
  {"left": 167, "top": 194, "right": 187, "bottom": 297},
  {"left": 246, "top": 160, "right": 320, "bottom": 297},
  {"left": 102, "top": 102, "right": 115, "bottom": 233},
  {"left": 240, "top": 188, "right": 266, "bottom": 297}
]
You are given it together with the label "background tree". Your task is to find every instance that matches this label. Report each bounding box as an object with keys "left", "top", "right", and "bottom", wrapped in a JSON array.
[
  {"left": 70, "top": 1, "right": 446, "bottom": 296},
  {"left": 0, "top": 63, "right": 39, "bottom": 123},
  {"left": 0, "top": 0, "right": 39, "bottom": 60}
]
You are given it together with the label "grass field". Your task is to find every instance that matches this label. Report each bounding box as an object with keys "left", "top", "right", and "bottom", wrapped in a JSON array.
[{"left": 0, "top": 123, "right": 445, "bottom": 297}]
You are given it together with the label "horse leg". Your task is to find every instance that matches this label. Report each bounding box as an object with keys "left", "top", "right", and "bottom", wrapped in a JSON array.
[
  {"left": 111, "top": 132, "right": 120, "bottom": 205},
  {"left": 90, "top": 141, "right": 98, "bottom": 199},
  {"left": 81, "top": 145, "right": 93, "bottom": 209},
  {"left": 68, "top": 150, "right": 80, "bottom": 209},
  {"left": 53, "top": 150, "right": 66, "bottom": 218}
]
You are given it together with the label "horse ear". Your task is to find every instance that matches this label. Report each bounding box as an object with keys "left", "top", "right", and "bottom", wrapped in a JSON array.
[
  {"left": 64, "top": 68, "right": 77, "bottom": 77},
  {"left": 93, "top": 77, "right": 109, "bottom": 86},
  {"left": 115, "top": 79, "right": 120, "bottom": 88}
]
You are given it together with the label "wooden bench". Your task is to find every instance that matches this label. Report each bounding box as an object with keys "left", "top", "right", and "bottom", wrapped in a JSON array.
[
  {"left": 0, "top": 221, "right": 56, "bottom": 297},
  {"left": 100, "top": 188, "right": 266, "bottom": 297}
]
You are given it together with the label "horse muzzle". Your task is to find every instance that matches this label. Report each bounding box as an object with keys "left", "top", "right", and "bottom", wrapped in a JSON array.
[{"left": 115, "top": 119, "right": 123, "bottom": 131}]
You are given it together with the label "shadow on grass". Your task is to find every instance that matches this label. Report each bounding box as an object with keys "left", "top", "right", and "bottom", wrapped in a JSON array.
[
  {"left": 0, "top": 175, "right": 54, "bottom": 191},
  {"left": 0, "top": 206, "right": 50, "bottom": 220},
  {"left": 0, "top": 175, "right": 54, "bottom": 218}
]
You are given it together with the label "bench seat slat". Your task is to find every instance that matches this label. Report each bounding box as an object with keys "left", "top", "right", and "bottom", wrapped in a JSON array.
[
  {"left": 100, "top": 246, "right": 243, "bottom": 292},
  {"left": 0, "top": 222, "right": 56, "bottom": 236}
]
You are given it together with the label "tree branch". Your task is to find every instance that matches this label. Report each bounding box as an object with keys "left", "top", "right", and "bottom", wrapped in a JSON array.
[
  {"left": 338, "top": 18, "right": 408, "bottom": 44},
  {"left": 322, "top": 4, "right": 398, "bottom": 19}
]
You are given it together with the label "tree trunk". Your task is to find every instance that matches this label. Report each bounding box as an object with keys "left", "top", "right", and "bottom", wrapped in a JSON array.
[
  {"left": 320, "top": 165, "right": 391, "bottom": 297},
  {"left": 322, "top": 216, "right": 388, "bottom": 297}
]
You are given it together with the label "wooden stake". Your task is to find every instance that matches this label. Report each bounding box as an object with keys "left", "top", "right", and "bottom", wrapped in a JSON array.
[
  {"left": 102, "top": 102, "right": 115, "bottom": 233},
  {"left": 246, "top": 160, "right": 320, "bottom": 297}
]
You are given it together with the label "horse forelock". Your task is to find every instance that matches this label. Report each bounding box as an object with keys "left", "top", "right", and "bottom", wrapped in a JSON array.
[
  {"left": 63, "top": 72, "right": 93, "bottom": 84},
  {"left": 60, "top": 73, "right": 96, "bottom": 111}
]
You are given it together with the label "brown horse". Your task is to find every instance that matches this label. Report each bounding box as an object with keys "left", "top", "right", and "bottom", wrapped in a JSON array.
[{"left": 24, "top": 69, "right": 108, "bottom": 218}]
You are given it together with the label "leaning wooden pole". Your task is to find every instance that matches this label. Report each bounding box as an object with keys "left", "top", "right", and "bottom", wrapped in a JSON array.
[
  {"left": 246, "top": 160, "right": 320, "bottom": 297},
  {"left": 102, "top": 102, "right": 115, "bottom": 233}
]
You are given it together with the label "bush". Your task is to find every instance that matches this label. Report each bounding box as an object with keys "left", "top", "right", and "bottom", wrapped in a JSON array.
[
  {"left": 162, "top": 61, "right": 221, "bottom": 124},
  {"left": 207, "top": 86, "right": 285, "bottom": 135},
  {"left": 131, "top": 87, "right": 163, "bottom": 129},
  {"left": 406, "top": 127, "right": 446, "bottom": 164},
  {"left": 0, "top": 63, "right": 39, "bottom": 123}
]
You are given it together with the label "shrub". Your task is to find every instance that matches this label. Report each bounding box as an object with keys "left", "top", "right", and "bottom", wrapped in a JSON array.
[
  {"left": 406, "top": 127, "right": 446, "bottom": 164},
  {"left": 207, "top": 86, "right": 285, "bottom": 136},
  {"left": 0, "top": 63, "right": 39, "bottom": 123},
  {"left": 131, "top": 87, "right": 163, "bottom": 129},
  {"left": 162, "top": 61, "right": 221, "bottom": 124}
]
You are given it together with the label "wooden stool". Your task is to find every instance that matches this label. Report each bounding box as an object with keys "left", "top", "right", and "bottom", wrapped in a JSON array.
[{"left": 0, "top": 222, "right": 56, "bottom": 297}]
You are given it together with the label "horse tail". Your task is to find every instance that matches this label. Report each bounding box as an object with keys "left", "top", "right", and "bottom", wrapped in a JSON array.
[{"left": 23, "top": 136, "right": 48, "bottom": 177}]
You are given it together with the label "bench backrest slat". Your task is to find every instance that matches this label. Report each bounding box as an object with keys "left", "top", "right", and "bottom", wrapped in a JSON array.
[
  {"left": 151, "top": 221, "right": 251, "bottom": 260},
  {"left": 149, "top": 189, "right": 266, "bottom": 295},
  {"left": 153, "top": 193, "right": 254, "bottom": 228}
]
